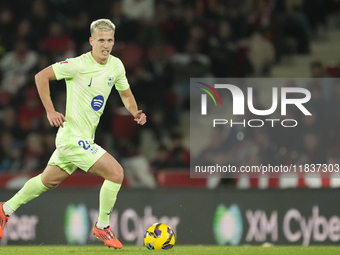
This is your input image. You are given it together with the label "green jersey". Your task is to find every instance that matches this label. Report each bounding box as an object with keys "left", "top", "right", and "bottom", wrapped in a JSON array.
[{"left": 52, "top": 52, "right": 129, "bottom": 141}]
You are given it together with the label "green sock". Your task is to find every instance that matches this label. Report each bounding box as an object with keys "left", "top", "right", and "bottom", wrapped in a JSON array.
[
  {"left": 7, "top": 174, "right": 49, "bottom": 211},
  {"left": 98, "top": 180, "right": 121, "bottom": 224}
]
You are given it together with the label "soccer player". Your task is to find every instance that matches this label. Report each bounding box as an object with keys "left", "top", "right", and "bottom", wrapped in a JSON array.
[{"left": 0, "top": 19, "right": 146, "bottom": 249}]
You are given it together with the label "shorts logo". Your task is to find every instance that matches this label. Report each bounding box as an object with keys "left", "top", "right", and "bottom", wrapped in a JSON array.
[
  {"left": 91, "top": 95, "right": 104, "bottom": 111},
  {"left": 108, "top": 77, "right": 114, "bottom": 87},
  {"left": 59, "top": 60, "right": 69, "bottom": 65}
]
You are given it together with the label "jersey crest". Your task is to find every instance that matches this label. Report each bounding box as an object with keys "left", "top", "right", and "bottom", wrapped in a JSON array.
[{"left": 108, "top": 77, "right": 114, "bottom": 87}]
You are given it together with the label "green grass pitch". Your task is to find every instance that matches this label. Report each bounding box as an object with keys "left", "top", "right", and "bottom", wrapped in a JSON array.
[{"left": 0, "top": 246, "right": 340, "bottom": 255}]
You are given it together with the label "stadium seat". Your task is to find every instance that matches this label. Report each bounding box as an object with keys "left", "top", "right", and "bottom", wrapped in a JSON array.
[
  {"left": 146, "top": 44, "right": 177, "bottom": 58},
  {"left": 326, "top": 62, "right": 340, "bottom": 77},
  {"left": 114, "top": 43, "right": 144, "bottom": 70},
  {"left": 0, "top": 171, "right": 128, "bottom": 189},
  {"left": 111, "top": 107, "right": 137, "bottom": 141},
  {"left": 57, "top": 170, "right": 128, "bottom": 188},
  {"left": 156, "top": 170, "right": 207, "bottom": 188},
  {"left": 0, "top": 91, "right": 12, "bottom": 107}
]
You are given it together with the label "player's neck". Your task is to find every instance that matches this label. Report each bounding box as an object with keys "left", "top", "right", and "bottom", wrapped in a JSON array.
[{"left": 91, "top": 52, "right": 108, "bottom": 65}]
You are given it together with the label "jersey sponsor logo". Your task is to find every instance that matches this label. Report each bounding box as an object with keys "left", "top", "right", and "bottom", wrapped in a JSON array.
[
  {"left": 88, "top": 77, "right": 92, "bottom": 87},
  {"left": 91, "top": 95, "right": 104, "bottom": 111},
  {"left": 108, "top": 77, "right": 114, "bottom": 87},
  {"left": 59, "top": 60, "right": 69, "bottom": 65}
]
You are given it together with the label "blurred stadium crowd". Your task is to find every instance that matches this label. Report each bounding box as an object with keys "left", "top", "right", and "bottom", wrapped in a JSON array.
[{"left": 0, "top": 0, "right": 340, "bottom": 188}]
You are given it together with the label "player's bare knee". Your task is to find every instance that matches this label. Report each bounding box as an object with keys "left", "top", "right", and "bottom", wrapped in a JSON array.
[
  {"left": 112, "top": 165, "right": 124, "bottom": 184},
  {"left": 49, "top": 183, "right": 60, "bottom": 189},
  {"left": 117, "top": 170, "right": 124, "bottom": 184},
  {"left": 42, "top": 180, "right": 60, "bottom": 189}
]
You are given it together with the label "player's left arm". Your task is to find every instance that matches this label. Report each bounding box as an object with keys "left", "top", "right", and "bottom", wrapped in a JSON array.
[{"left": 118, "top": 88, "right": 147, "bottom": 125}]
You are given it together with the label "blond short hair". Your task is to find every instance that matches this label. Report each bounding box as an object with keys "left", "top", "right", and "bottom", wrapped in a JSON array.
[{"left": 90, "top": 19, "right": 115, "bottom": 36}]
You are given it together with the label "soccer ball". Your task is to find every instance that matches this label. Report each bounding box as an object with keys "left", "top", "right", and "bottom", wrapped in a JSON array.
[{"left": 144, "top": 223, "right": 176, "bottom": 250}]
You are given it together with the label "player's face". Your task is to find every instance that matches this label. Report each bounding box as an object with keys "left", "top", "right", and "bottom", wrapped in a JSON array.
[{"left": 90, "top": 30, "right": 115, "bottom": 64}]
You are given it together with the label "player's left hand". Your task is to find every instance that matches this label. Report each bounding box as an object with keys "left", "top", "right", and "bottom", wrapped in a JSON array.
[{"left": 134, "top": 110, "right": 147, "bottom": 125}]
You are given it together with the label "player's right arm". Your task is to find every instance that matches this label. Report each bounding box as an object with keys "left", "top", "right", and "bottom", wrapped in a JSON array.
[{"left": 35, "top": 66, "right": 66, "bottom": 128}]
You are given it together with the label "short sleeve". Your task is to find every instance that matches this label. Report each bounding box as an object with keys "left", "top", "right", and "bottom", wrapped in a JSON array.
[
  {"left": 52, "top": 57, "right": 81, "bottom": 80},
  {"left": 114, "top": 59, "right": 130, "bottom": 91}
]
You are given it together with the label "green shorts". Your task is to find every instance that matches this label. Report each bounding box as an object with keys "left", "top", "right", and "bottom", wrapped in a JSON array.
[{"left": 48, "top": 137, "right": 106, "bottom": 175}]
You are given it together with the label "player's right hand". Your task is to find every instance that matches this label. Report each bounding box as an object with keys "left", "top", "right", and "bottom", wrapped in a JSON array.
[{"left": 47, "top": 111, "right": 66, "bottom": 128}]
